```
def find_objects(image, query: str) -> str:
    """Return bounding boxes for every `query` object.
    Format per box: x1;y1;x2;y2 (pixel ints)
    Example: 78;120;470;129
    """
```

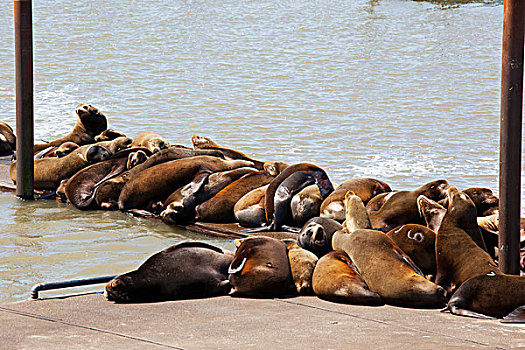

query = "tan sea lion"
435;187;498;294
131;131;169;154
96;136;133;154
283;239;318;295
33;104;108;153
126;150;149;170
94;129;127;142
417;195;447;232
118;155;254;211
312;250;383;305
228;236;294;297
297;217;343;258
10;144;111;190
234;185;268;228
0;121;16;154
342;192;372;233
320;178;391;221
105;242;234;303
444;273;525;321
291;184;323;227
369;179;450;232
386;224;436;278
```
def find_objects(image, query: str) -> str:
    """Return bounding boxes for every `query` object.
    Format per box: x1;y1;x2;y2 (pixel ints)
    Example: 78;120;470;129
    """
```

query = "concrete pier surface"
0;293;524;350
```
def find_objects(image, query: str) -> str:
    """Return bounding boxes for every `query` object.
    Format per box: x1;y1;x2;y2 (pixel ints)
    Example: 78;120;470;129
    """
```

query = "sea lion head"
419;179;450;201
228;236;293;297
344;192;371;233
313;171;334;198
192;134;219;149
105;274;148;303
417;195;447;232
85;145;111;164
445;186;478;230
55;142;79;158
263;162;289;176
75;103;108;135
94;129;127;142
298;220;329;257
462;187;499;216
127;150;148;169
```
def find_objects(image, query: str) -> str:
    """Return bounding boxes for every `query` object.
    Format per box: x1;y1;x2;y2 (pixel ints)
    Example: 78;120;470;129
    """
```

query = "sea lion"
244;163;334;232
435;187;498;294
312;250;383;305
55;142;79;158
126;150;149;169
195;163;287;223
291;184;323;227
234;185;268;228
283;239;319;295
118;156;254;211
95;148;225;210
105;241;234;303
160;167;258;224
368;179;450;232
342;192;372;233
96;136;133;154
386;224;437;278
228;236;294;297
444;273;525;321
417;195;447;232
332;228;446;307
131;131;169;154
0;121;16;154
365;192;396;213
297;217;343;258
462;187;499;217
320;178;391;221
33;104;108;153
10;144;111;190
94;129;127;142
191;134;265;170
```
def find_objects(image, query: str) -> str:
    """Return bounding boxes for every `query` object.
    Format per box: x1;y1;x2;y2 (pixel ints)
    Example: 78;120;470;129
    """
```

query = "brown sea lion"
118;155;254;211
297;217;343;258
131;131;169;154
368;179;450;232
10;144;111;190
244;163;334;233
386;224;436;278
191;134;266;170
33;104;108;153
160;167;258;224
95;148;225;209
463;187;499;217
228;236;294;297
291;184;323;227
234;185;268;228
283;239;319;295
0;121;16;154
342;192;372;233
96;136;133;154
195;163;287;223
312;250;383;305
365;191;396;213
126;150;149;170
94;129;127;142
435;187;498;294
444;273;525;321
55;141;80;157
105;241;234;303
320;178;391;221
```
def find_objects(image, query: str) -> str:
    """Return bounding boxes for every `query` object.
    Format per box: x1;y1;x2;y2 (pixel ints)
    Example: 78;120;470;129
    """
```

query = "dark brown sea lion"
131;131;169;154
368;179;450;232
228;236;294;297
244;163;334;233
462;187;499;217
417;195;447;232
0;121;16;154
332;228;446;308
195;163;288;223
283;239;319;295
291;184;323;227
65;156;129;210
312;250;383;305
386;224;436;278
95;148;225;209
118;156;254;211
444;273;525;321
105;241;234;303
234;185;268;228
320;178;391;221
160;167;258;224
435;187;498;294
33;104;108;153
10;144;111;190
191;134;266;170
94;129;127;142
297;217;343;258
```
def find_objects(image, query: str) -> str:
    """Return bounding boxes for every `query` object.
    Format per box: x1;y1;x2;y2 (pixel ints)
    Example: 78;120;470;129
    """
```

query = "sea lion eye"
266;262;273;268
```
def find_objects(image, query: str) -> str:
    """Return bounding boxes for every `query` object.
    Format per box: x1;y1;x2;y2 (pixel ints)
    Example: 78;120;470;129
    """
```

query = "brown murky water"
0;0;517;302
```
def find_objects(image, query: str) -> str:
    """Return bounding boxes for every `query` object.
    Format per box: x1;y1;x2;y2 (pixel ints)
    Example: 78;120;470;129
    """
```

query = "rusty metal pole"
14;0;34;199
499;0;523;275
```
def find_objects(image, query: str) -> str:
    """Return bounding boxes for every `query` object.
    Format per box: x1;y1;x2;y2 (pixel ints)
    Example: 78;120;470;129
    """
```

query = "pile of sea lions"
3;104;525;321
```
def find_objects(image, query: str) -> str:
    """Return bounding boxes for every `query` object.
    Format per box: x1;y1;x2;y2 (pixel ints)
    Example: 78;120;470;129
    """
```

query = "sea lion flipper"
501;305;525;323
447;305;495;319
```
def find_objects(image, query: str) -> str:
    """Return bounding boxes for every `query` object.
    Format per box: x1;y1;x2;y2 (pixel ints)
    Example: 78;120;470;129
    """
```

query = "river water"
0;0;518;302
